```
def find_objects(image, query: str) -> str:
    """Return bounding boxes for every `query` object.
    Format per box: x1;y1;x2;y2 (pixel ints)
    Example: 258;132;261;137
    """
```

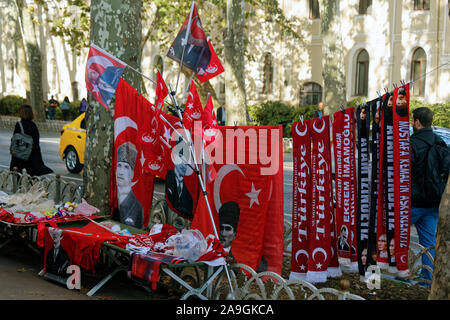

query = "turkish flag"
183;80;203;131
199;125;284;274
110;79;156;229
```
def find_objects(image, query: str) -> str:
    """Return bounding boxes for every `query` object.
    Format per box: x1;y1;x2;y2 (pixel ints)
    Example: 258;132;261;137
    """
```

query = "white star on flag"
300;264;306;271
245;183;261;208
163;126;171;142
212;119;217;126
316;262;322;269
140;151;146;172
187;103;193;109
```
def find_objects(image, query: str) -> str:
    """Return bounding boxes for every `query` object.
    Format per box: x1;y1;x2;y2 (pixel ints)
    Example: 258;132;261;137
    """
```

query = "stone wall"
0;116;69;133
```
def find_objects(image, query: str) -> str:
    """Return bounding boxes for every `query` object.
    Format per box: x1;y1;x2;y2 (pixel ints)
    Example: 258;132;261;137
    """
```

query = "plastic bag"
75;198;100;216
172;229;208;262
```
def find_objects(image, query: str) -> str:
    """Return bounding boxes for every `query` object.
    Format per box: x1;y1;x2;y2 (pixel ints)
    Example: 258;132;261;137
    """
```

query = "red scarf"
290;119;312;280
306;116;332;283
348;108;358;270
392;84;411;276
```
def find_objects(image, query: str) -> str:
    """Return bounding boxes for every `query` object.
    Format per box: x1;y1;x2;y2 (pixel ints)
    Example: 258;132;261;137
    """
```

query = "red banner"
392;84;411;275
290;119;312;280
110;79;156;229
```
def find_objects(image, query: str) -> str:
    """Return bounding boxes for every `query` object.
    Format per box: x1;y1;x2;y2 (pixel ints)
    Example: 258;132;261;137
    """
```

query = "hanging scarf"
376;93;389;269
392;84;411;276
332;109;352;266
290;119;312;281
367;97;382;267
348;107;358;271
356;103;370;279
306;116;332;283
383;92;397;272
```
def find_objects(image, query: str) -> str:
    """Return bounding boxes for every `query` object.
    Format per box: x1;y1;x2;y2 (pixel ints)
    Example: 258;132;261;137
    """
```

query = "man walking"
410;107;449;284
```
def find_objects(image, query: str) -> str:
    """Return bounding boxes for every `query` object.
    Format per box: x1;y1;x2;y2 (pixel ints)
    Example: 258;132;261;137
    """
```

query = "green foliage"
0;95;26;116
410;99;450;128
248;101;318;137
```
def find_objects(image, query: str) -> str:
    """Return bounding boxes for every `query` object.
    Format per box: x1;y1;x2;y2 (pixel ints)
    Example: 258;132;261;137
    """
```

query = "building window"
309;0;320;19
414;0;430;10
411;47;427;97
299;82;322;106
355;49;369;96
262;52;273;94
359;0;372;14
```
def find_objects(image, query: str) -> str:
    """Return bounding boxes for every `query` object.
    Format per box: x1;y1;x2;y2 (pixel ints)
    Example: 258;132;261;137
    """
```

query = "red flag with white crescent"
183;81;203;131
206;125;284;274
196;40;224;83
110;79;155;229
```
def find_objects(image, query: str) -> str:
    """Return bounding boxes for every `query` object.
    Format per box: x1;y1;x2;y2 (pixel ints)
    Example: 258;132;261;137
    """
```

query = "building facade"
0;0;449;110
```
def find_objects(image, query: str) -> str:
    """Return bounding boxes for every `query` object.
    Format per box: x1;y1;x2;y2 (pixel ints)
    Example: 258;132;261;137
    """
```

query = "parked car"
59;113;86;173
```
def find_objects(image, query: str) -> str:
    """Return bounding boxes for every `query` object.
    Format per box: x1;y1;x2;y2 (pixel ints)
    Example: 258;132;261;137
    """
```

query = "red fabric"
348;108;358;266
290;119;312;280
110;79;156;228
306;116;332;283
207;125;284;274
392;84;411;273
332;110;352;261
191;184;219;239
182;81;203;131
43;222;126;273
196;40;225;83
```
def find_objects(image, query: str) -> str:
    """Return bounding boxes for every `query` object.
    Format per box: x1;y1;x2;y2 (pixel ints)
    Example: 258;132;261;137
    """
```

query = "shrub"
0;95;26;115
410;99;450;128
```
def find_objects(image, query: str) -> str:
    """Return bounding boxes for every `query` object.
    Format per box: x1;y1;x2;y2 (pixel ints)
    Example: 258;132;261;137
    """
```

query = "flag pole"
174;0;195;96
167;82;235;297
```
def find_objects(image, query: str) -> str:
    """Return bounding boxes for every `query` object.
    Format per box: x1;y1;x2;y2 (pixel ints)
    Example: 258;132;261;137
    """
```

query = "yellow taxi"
59;113;86;173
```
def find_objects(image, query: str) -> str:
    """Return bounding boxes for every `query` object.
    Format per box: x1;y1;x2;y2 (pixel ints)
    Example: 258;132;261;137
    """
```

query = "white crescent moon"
295;249;309;265
151;116;159;129
214;164;245;213
400;254;407;264
312;247;328;262
312;118;326;133
86;55;113;71
114;116;138;141
295;122;307;137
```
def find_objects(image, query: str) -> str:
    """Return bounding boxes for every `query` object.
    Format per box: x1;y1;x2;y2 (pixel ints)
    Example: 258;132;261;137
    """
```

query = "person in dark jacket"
10;105;53;176
410;107;446;283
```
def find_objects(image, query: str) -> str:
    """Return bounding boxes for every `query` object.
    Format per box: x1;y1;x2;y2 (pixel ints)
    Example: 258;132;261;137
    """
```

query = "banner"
85;43;126;109
200;125;285;274
290;119;312;280
356;103;370;278
392;84;411;276
110;79;156;229
349;107;358;270
306;116;333;283
367;97;382;267
376;93;389;268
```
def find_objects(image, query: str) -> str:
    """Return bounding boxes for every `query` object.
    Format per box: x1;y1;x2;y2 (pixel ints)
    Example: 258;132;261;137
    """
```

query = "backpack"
422;136;450;207
10;121;33;161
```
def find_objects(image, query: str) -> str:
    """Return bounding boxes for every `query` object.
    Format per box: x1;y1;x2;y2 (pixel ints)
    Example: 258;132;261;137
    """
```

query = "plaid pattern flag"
85;43;126;110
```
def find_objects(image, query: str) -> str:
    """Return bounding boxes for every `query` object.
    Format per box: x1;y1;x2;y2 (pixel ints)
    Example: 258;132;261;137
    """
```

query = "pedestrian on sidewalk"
410;107;450;284
9;105;53;176
61;96;71;121
48;95;59;120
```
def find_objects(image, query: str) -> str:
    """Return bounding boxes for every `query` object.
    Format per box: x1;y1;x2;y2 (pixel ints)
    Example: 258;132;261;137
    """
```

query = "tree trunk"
83;0;142;215
15;0;45;121
319;0;346;114
428;177;450;300
224;0;247;126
